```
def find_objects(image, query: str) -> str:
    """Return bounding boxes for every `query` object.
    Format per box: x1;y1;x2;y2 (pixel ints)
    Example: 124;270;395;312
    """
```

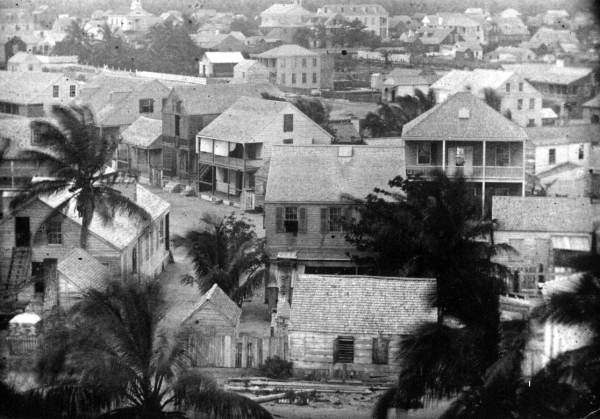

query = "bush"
260;356;293;379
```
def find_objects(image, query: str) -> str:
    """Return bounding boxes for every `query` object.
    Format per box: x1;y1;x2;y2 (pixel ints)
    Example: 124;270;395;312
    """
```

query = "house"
430;69;544;127
418;28;461;54
492;196;594;293
231;60;270;84
0;184;171;308
503;63;596;119
485;46;536;63
160;83;282;183
6;51;42;71
499;8;522;19
287;274;436;378
264;144;405;311
525;27;580;54
542;10;570;26
526;124;600;174
488;17;529;45
582;94;600;123
402;92;527;210
0;71;81;117
378;68;440;101
76;74;171;143
317;4;389;39
195;96;333;207
255;44;335;91
199;51;245;78
535;162;597;198
106;0;159;32
453;41;483;60
422;13;485;43
191;32;246;52
259;1;314;30
118;116;163;185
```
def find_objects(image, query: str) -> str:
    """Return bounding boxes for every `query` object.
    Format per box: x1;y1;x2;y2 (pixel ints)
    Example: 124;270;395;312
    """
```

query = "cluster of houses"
0;0;599;384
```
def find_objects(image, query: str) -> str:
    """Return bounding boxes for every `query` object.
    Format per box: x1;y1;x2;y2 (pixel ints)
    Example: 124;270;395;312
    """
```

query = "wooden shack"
288;275;437;379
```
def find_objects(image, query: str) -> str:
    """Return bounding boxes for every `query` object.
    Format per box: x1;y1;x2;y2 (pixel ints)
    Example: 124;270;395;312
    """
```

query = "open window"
372;336;390;364
334;336;354;363
283;207;298;234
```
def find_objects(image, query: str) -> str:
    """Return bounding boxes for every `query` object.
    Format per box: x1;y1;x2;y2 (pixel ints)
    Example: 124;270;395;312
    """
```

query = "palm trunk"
79;200;95;250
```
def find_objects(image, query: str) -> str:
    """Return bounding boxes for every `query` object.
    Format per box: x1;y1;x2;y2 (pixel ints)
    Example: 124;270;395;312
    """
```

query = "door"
15;217;31;247
447;146;473;177
165;213;170;251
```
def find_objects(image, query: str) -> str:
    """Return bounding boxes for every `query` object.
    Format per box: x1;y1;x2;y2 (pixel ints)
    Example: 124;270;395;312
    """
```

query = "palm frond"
9;179;71;211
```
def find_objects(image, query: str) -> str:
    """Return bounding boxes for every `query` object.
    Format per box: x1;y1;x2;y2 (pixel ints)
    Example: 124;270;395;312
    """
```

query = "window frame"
417;142;432;165
494;143;510;167
46;218;62;245
548;148;556;165
372;336;390;365
578;144;584;160
283;114;294;132
505;83;510;93
69;84;76;97
517;99;523;110
334;336;355;364
139;98;154;114
328;207;343;232
529;98;535;110
283;206;298;233
52;85;59;98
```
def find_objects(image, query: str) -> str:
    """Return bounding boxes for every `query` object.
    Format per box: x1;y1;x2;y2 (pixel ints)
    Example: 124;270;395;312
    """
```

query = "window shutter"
298;207;307;233
320;207;328;233
275;207;284;233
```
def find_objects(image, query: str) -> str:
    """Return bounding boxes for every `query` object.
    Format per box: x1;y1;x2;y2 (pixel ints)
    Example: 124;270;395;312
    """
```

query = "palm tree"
9;104;149;249
34;280;272;419
393;88;437;122
173;213;267;305
483;88;502;112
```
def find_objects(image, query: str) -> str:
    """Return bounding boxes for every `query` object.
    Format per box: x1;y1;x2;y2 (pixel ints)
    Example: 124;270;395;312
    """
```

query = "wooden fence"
186;333;288;369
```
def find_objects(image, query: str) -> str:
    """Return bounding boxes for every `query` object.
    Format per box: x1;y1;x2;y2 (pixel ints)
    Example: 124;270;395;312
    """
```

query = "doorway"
15;217;31;247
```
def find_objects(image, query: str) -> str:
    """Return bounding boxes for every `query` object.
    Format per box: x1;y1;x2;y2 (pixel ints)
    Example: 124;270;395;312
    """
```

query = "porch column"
242;144;247;204
442;140;446;173
211;139;215;196
227;141;231;200
482;141;487;214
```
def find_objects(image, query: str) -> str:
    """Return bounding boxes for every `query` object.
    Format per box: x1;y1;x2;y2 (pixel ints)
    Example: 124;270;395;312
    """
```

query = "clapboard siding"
184;303;238;335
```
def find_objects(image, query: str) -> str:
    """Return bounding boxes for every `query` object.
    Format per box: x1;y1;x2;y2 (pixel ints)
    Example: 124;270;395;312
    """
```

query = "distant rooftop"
257;44;318;58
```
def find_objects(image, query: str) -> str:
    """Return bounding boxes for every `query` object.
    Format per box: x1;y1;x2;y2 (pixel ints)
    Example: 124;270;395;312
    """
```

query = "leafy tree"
53;20;92;63
343;173;513;416
33;280;273;419
393;88;436;121
229;17;259;36
293;97;331;126
362;112;387;137
291;27;313;49
173;213;267;305
9;105;149;249
331;18;382;48
90;23;137;70
483;88;502;112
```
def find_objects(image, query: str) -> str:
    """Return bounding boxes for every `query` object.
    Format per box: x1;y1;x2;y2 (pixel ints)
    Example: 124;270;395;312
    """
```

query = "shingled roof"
257;44;317;58
183;284;242;326
265;144;405;203
402;91;527;140
57;248;110;292
289;275;437;335
525;124;600;146
121;116;162;148
0;70;73;104
492;196;593;233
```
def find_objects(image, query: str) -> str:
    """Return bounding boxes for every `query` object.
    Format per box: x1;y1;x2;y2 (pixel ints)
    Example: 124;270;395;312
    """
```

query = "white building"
199;51;245;78
107;0;159;32
317;4;389;38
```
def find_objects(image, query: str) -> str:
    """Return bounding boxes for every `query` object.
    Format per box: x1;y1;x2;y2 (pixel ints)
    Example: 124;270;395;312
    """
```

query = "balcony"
198;152;262;171
406;165;523;180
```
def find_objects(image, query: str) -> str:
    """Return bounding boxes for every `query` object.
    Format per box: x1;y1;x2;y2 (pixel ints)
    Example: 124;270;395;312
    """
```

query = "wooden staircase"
6;247;32;294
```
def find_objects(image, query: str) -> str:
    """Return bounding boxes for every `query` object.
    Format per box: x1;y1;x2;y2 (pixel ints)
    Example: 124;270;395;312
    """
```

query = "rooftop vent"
458;108;470;119
338;146;353;157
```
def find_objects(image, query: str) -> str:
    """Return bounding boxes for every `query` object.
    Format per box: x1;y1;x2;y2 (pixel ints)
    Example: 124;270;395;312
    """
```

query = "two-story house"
488;17;530;45
119;116;163;185
263;144;405;310
195;96;333;208
160;83;282;184
316;4;389;38
402;91;527;211
503;63;595;119
0;184;170;309
0;70;81;117
255;44;335;91
259;1;314;30
422;13;485;43
431;69;544;127
199;52;245;79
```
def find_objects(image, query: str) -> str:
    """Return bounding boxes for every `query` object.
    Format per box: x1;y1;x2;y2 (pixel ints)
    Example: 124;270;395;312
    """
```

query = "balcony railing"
198;152;262;171
406;165;523;179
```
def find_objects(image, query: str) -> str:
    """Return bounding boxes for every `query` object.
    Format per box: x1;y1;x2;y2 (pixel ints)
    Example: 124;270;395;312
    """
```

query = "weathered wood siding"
288;331;402;376
184;301;238;336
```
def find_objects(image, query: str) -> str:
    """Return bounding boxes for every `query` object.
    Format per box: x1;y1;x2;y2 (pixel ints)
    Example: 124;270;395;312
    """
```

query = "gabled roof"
491;17;529;35
39;184;169;250
583;94;600;108
121;116;162;148
526;124;600;146
536;161;583;178
0;70;71;104
431;69;514;93
402;91;527;140
184;284;242;326
265;145;404;203
234;59;266;72
170;83;282;115
493;196;593;233
261;3;314;16
502;64;593;85
529;27;579;46
198;96;296;142
57;248;110;292
7;51;41;64
203;51;245;64
289;275;437;335
420;28;454;45
0;116;57;159
257;44;317;58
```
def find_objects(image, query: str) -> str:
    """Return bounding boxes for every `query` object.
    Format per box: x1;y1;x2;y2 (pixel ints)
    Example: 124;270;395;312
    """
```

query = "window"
291;73;296;84
495;144;510;166
132;247;137;273
312;72;317;84
302;72;307;84
31;128;42;145
323;207;343;232
518;82;523;92
283;138;293;144
162;98;167;110
508;238;524;262
302;58;307;67
284;207;298;233
455;147;465;166
281;73;286;84
527;119;535;127
139;98;154;113
69;85;76;97
312;58;317;67
52;85;59;97
517;99;523;110
529;98;535;110
334;336;354;363
174;115;180;136
372;337;390;364
417;142;432;165
159;219;164;242
578;144;584;160
47;219;62;244
548;148;556;165
505;83;510;92
283;114;293;132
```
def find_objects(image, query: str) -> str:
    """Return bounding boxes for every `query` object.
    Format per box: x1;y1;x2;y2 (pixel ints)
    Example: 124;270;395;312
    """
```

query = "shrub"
260;356;293;379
